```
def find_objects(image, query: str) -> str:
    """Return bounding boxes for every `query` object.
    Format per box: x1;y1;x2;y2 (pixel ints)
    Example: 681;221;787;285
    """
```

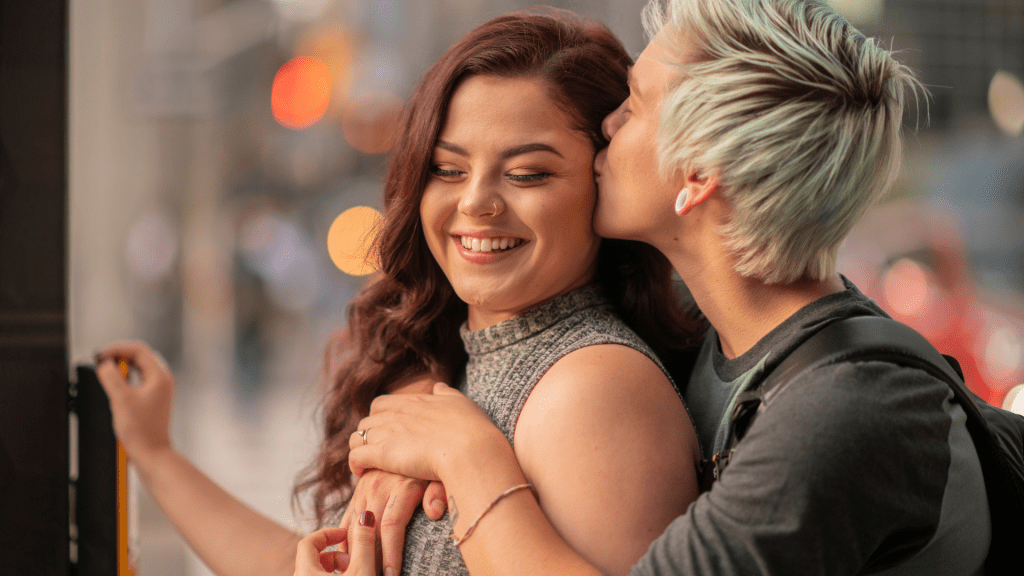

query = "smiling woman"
420;75;600;329
294;8;705;576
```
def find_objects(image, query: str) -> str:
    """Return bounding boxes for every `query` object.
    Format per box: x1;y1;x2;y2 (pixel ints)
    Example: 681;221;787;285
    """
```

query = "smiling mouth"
458;236;524;253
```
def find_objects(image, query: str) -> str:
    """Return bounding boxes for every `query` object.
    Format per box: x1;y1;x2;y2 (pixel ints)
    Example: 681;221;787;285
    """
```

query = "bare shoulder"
518;343;686;433
514;344;696;456
511;343;700;575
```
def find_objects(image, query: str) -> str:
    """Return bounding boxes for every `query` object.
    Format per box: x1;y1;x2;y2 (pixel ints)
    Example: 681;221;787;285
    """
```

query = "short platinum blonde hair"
644;0;925;283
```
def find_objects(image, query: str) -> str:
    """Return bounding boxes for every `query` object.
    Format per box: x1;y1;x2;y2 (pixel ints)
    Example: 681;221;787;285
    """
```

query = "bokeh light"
124;210;179;282
1004;384;1024;416
341;91;403;154
882;258;932;318
988;70;1024;137
271;57;331;130
327;206;383;276
980;322;1024;386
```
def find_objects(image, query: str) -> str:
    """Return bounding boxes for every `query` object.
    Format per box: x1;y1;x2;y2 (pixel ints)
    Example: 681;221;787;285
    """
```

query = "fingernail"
431;499;445;515
359;510;375;528
385;568;395;576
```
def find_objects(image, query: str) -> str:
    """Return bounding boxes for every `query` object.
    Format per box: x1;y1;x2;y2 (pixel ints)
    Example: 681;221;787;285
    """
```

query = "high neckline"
460;284;607;355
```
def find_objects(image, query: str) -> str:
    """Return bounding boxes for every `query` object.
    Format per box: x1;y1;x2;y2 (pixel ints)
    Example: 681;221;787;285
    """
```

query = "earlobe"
682;171;719;214
674;188;690;216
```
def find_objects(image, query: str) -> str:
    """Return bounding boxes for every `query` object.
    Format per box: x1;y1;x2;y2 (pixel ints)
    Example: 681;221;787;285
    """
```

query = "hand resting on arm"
351;344;701;576
334;377;448;576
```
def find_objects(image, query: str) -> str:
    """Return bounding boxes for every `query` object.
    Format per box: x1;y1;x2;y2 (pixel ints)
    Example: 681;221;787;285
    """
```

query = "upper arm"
512;344;700;576
635;362;958;576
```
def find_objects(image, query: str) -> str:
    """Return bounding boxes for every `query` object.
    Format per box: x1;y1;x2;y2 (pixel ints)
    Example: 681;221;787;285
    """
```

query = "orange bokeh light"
883;258;931;318
271;57;332;129
327;206;383;276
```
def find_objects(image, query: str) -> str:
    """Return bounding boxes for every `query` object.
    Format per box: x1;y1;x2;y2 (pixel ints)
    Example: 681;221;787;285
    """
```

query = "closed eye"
429;165;464;179
507;172;553;183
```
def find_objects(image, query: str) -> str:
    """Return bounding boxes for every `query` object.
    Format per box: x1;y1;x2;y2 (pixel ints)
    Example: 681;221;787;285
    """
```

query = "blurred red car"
839;200;1024;411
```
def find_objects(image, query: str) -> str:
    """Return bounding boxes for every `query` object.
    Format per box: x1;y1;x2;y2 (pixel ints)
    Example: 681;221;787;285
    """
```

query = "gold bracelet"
449;483;534;547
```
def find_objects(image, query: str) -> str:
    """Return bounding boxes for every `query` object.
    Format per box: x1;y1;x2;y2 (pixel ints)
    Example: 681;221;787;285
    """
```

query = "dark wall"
0;0;70;574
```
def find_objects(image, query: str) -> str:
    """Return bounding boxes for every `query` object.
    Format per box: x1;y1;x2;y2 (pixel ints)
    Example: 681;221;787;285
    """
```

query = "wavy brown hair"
295;8;705;525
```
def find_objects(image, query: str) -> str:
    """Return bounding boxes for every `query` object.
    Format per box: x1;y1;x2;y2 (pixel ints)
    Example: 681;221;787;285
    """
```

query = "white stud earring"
675;188;690;215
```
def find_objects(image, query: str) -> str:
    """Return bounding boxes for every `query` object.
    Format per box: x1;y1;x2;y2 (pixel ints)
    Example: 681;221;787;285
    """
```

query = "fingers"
95;341;169;381
335;508;352;555
318;550;350;573
349;418;386;477
422;481;448;521
347;511;377;576
379;479;427;576
94;357;130;401
348;443;375;478
295;527;347;575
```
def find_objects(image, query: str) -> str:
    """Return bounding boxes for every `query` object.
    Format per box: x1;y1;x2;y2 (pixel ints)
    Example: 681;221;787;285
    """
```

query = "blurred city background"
66;0;1024;574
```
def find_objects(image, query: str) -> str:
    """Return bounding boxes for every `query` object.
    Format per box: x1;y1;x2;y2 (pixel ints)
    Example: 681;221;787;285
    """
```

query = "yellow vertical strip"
118;443;134;576
117;358;136;576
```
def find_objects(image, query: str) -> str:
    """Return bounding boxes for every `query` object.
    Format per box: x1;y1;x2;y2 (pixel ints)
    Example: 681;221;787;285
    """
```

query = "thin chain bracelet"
449;483;534;547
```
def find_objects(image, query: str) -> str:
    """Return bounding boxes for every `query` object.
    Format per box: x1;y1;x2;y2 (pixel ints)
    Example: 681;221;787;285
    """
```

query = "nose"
602;101;625;141
459;177;504;218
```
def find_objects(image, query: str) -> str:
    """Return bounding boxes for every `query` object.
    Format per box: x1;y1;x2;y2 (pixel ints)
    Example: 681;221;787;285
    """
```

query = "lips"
593;148;607;178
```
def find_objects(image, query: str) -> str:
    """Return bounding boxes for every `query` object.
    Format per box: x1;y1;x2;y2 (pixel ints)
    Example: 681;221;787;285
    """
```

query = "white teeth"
460;236;520;252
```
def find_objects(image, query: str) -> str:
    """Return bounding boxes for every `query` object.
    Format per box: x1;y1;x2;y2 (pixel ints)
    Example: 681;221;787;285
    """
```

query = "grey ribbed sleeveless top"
400;284;673;575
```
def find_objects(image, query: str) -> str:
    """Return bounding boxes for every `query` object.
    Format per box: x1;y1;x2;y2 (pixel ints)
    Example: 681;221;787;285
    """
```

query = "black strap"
761;316;972;411
700;315;1024;575
702;315;984;488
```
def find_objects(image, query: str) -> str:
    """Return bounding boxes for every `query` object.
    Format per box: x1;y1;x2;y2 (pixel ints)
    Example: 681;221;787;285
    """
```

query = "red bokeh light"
271;57;331;129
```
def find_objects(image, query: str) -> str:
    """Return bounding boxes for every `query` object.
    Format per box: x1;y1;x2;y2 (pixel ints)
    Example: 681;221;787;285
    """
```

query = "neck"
650;193;846;359
663;240;845;360
464;275;594;331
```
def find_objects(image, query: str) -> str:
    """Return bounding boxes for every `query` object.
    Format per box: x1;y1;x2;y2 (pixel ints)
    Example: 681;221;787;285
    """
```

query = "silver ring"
358;429;368;445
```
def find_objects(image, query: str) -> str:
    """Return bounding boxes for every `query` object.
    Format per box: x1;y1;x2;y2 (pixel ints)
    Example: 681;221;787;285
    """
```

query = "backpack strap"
699;315;1024;575
702;315;979;489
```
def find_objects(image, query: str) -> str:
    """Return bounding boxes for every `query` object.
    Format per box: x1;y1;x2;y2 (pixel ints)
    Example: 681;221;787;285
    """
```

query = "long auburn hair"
295;8;705;525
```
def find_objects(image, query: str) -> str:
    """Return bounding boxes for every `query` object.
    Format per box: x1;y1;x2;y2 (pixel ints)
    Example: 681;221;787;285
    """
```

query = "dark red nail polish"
359;511;375;528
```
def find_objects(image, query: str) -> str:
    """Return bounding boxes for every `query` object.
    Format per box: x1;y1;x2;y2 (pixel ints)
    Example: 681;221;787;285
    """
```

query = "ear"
675;170;719;216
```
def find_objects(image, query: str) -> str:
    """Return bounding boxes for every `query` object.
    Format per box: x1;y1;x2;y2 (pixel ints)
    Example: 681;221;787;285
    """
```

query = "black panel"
0;0;70;574
0;349;69;575
72;365;117;576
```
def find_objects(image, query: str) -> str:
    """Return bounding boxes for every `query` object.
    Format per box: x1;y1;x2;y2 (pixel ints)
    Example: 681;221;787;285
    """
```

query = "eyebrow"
435;140;563;159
